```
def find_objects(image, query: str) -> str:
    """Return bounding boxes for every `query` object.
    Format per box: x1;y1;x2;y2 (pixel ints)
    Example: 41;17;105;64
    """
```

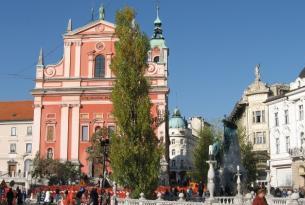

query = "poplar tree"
109;7;161;198
193;126;214;182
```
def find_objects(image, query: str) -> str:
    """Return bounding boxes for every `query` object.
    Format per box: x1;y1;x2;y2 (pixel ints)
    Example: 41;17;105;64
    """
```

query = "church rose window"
94;55;105;78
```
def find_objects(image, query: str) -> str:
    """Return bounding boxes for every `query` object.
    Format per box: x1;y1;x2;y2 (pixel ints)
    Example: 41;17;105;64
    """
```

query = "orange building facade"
31;9;169;177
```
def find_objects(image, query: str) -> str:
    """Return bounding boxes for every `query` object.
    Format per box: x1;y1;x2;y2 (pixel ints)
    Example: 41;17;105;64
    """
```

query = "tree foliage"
236;123;257;185
193;126;214;182
87;128;108;163
32;153;81;185
109;7;162;198
86;127;111;177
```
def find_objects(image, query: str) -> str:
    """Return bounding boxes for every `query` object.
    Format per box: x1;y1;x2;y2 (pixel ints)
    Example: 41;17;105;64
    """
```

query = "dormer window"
94;55;105;78
153;56;160;63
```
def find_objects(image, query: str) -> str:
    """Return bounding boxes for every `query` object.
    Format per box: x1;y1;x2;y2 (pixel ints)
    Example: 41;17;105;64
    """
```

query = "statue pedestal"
206;159;217;204
234;196;243;205
160;157;169;185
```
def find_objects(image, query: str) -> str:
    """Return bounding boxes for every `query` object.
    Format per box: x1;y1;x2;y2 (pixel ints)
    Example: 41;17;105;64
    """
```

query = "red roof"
0;101;33;122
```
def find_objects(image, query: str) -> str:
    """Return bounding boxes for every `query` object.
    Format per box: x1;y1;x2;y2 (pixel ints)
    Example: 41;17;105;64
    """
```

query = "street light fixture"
98;125;110;189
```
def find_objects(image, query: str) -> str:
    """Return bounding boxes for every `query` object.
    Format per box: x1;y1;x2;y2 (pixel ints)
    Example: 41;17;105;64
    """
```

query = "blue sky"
0;1;305;122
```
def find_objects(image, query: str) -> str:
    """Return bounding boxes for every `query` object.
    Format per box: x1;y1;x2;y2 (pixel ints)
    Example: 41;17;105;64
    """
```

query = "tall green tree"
193;126;214;182
109;7;161;198
236;123;257;186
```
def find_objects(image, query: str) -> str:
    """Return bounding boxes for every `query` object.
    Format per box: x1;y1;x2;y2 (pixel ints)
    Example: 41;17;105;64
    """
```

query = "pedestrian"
21;188;27;203
275;188;282;197
81;189;88;205
252;188;268;205
299;188;305;198
54;189;61;204
16;187;23;205
6;188;14;205
61;190;71;205
100;190;106;205
37;189;42;204
198;181;203;197
44;190;51;205
40;190;46;204
89;188;98;205
106;192;111;205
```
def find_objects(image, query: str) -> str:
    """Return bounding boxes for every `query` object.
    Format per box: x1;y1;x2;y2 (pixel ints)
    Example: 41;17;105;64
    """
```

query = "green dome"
169;108;186;129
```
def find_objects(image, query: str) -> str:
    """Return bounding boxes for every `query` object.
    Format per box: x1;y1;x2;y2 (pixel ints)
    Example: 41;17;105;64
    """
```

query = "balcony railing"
288;147;305;158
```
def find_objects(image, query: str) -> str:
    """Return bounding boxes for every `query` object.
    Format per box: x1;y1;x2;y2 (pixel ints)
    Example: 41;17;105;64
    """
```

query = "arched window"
47;148;53;159
153;56;160;63
94;55;105;78
24;159;32;176
95;126;101;132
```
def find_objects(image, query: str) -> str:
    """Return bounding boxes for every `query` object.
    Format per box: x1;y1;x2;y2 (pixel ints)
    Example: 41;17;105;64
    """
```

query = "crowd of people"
1;182;305;205
3;187;27;205
0;186;112;205
36;188;111;205
269;187;305;198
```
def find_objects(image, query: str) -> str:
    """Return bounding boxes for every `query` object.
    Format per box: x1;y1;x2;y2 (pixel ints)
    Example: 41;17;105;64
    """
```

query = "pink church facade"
31;10;169;176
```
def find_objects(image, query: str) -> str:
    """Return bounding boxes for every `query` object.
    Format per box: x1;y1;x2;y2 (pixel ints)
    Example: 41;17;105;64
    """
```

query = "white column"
74;41;82;78
60;104;69;160
71;104;80;161
64;42;72;78
32;104;42;155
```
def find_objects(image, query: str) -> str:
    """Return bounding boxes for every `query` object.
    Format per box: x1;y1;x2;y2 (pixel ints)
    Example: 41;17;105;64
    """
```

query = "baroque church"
31;6;169;182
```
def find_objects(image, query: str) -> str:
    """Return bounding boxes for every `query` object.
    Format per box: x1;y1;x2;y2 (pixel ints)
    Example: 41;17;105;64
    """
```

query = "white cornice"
0;121;33;125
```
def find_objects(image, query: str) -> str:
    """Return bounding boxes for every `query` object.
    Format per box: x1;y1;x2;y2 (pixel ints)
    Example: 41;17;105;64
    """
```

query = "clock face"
147;63;157;75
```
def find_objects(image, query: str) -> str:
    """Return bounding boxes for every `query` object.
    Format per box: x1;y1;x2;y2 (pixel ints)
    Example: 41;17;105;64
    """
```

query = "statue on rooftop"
99;4;105;20
255;64;261;82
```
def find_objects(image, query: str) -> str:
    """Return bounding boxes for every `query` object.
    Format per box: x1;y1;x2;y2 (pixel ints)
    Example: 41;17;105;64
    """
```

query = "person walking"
61;190;72;205
252;188;268;205
198;181;203;197
89;188;98;205
16;187;23;205
6;188;14;205
100;190;109;205
44;190;51;205
54;189;61;204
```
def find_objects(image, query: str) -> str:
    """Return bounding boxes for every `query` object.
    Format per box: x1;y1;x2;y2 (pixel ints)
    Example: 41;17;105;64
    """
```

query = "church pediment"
65;20;116;37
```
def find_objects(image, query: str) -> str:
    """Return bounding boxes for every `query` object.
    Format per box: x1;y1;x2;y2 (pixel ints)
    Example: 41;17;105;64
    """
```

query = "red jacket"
252;196;268;205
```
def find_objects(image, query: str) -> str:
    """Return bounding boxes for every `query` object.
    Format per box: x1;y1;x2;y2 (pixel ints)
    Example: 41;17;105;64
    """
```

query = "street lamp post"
266;160;271;196
206;145;216;204
100;136;109;189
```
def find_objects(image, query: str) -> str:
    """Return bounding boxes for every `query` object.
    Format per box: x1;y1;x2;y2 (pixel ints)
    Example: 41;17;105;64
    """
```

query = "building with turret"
31;6;169;182
168;108;208;184
229;65;289;180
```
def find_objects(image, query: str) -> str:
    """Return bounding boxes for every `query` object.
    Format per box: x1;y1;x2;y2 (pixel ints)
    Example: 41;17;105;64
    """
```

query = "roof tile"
0;101;33;122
